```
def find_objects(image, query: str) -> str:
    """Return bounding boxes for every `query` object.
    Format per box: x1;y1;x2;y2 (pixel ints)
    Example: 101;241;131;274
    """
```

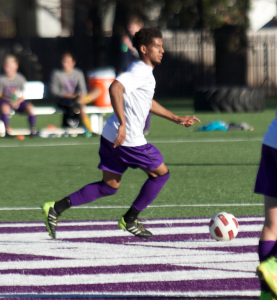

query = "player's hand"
64;93;77;99
114;124;126;148
11;101;20;110
77;95;86;105
176;116;201;127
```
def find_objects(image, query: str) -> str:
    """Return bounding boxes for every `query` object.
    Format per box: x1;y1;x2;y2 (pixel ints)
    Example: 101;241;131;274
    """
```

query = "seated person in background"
119;16;143;73
0;55;36;136
119;16;151;136
50;52;100;137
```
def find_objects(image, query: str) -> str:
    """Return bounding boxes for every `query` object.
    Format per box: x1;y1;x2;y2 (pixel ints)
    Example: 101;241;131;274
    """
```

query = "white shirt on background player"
102;60;155;147
263;116;277;149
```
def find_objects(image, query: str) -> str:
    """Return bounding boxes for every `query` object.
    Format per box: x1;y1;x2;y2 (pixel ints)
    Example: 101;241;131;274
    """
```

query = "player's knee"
265;220;277;232
102;180;119;195
26;103;35;115
1;104;10;114
149;170;170;182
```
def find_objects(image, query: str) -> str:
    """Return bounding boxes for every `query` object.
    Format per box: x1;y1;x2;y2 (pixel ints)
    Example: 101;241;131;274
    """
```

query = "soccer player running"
0;55;36;136
256;114;277;300
43;28;200;239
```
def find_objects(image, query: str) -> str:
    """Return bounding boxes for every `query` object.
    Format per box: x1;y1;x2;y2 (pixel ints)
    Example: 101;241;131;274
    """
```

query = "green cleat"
84;131;93;138
118;216;152;239
259;290;277;300
42;201;59;239
257;256;277;298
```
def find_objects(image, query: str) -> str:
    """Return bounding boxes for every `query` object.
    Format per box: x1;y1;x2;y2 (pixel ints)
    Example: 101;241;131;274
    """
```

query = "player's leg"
79;100;93;137
119;161;170;239
20;102;36;135
0;102;12;133
57;97;80;128
257;196;277;299
43;170;121;239
255;144;277;299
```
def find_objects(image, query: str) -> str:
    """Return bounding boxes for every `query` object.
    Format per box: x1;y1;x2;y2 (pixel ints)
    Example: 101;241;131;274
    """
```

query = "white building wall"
35;0;62;37
249;0;277;32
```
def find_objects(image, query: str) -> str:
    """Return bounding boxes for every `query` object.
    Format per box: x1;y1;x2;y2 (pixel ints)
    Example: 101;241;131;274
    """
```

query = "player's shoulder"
0;74;6;81
73;68;84;76
127;61;153;78
16;72;26;82
130;60;152;70
50;69;63;78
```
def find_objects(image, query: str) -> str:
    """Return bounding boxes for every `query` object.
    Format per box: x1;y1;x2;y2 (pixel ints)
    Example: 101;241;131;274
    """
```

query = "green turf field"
1;99;275;222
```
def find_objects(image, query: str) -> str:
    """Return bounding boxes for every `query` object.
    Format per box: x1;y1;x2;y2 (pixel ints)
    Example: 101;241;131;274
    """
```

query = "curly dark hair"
132;28;162;55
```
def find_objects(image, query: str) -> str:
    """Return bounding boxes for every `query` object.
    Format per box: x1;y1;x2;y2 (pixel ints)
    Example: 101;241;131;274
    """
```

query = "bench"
24;81;114;135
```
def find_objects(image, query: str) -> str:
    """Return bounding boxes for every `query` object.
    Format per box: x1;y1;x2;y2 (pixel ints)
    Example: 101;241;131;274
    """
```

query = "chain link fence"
156;29;277;98
155;30;215;97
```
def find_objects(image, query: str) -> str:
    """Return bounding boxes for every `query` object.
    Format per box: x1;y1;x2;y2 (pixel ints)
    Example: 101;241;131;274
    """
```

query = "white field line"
0;269;255;286
0;137;263;148
0;254;258;271
0;216;264;227
0;203;263;211
0;291;260;297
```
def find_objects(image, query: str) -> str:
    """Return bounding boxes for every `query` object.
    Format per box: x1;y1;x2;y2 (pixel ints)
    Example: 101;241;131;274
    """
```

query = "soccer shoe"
259;290;277;300
257;256;277;297
118;217;152;239
42;201;59;239
84;131;93;138
30;127;37;138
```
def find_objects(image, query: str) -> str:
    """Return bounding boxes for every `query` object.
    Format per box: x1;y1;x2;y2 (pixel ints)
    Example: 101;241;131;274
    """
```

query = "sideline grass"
0;99;274;222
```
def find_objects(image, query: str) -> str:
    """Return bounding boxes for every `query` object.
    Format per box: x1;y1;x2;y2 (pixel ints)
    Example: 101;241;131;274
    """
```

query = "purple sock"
269;242;277;258
1;113;9;127
132;172;170;211
259;241;276;262
28;115;36;128
258;240;276;291
69;181;117;206
144;113;151;132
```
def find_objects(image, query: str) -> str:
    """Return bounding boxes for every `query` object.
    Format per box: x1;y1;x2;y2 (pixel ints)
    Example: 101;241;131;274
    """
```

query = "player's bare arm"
109;80;126;147
63;93;77;99
150;99;201;127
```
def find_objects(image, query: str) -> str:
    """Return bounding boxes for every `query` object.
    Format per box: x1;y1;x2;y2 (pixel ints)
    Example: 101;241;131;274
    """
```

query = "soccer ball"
0;120;5;137
209;212;239;241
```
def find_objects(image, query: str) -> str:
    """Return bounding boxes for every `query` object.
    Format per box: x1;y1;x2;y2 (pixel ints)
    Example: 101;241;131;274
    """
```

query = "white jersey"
263;116;277;149
102;60;155;147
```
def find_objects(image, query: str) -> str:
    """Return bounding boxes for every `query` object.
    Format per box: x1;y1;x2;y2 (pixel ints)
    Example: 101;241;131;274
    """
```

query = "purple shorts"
255;144;277;198
0;99;29;113
98;136;164;175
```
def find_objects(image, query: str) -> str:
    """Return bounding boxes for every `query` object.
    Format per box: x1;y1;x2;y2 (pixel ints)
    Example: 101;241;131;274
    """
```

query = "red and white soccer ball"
209;212;239;241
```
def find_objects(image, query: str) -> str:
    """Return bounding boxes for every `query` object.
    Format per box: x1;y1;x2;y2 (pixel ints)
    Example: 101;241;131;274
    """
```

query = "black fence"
0;29;276;97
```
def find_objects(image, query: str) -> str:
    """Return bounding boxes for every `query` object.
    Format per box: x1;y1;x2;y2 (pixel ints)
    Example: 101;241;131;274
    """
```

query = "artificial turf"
0;99;275;222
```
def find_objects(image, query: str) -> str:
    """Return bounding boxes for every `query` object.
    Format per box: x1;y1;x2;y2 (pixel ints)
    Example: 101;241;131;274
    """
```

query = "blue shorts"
255;144;277;198
98;136;164;175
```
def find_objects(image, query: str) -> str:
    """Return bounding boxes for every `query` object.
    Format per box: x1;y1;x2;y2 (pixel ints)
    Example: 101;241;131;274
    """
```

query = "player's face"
4;60;18;77
62;55;76;73
145;38;164;66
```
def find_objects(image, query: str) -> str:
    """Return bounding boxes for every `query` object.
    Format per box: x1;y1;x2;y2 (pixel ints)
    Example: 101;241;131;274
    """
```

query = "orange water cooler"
87;67;115;107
